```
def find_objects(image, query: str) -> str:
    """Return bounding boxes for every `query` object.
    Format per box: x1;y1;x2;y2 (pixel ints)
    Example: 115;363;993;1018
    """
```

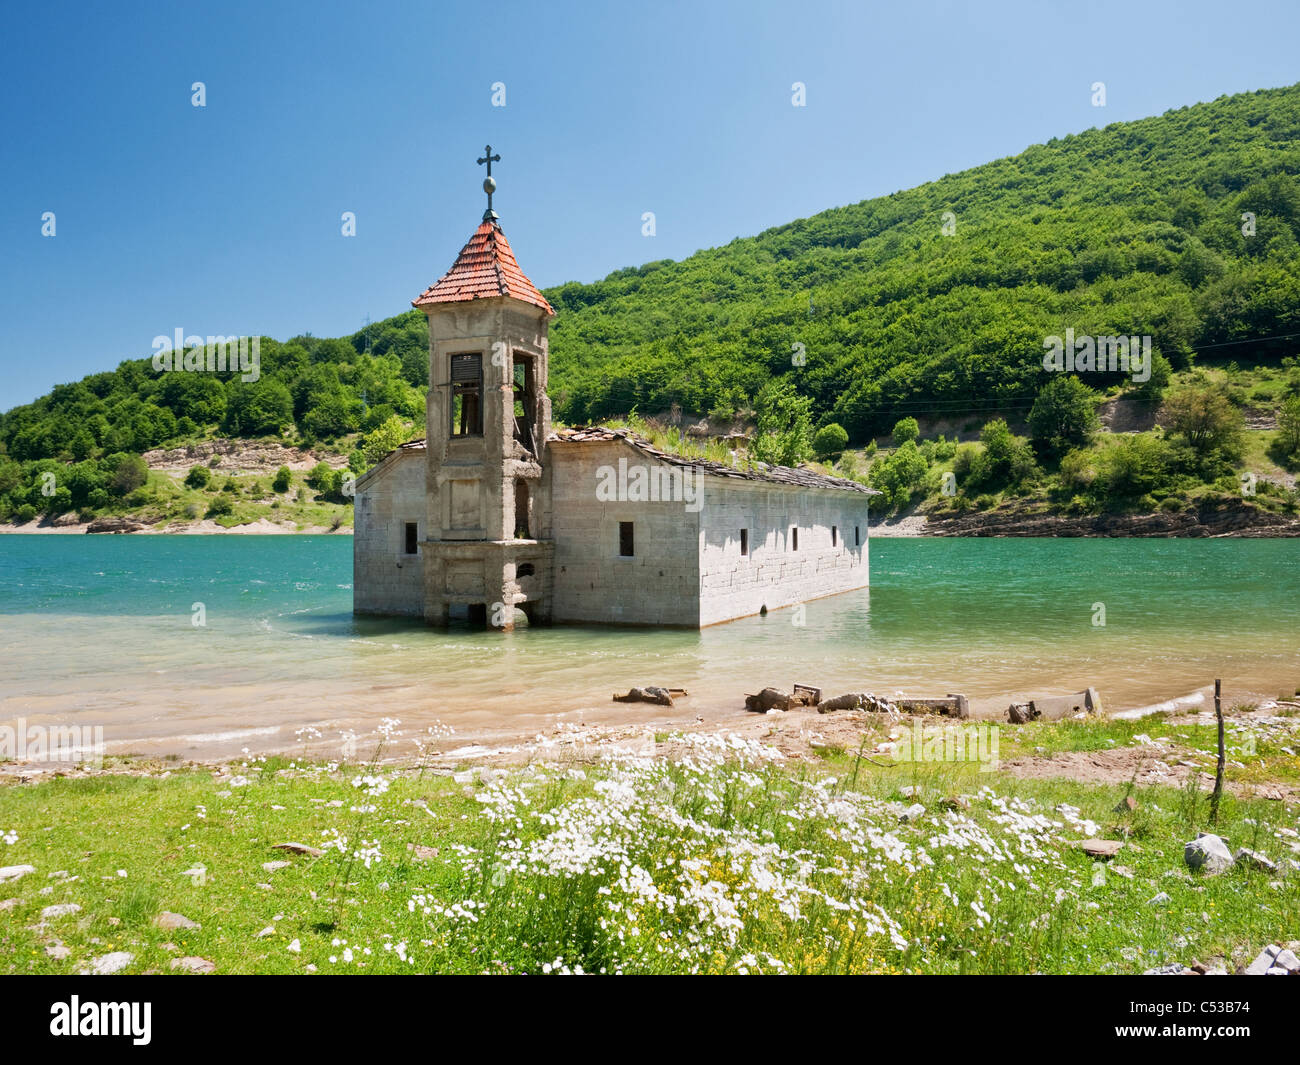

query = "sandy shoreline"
6;677;1280;774
5;681;1296;811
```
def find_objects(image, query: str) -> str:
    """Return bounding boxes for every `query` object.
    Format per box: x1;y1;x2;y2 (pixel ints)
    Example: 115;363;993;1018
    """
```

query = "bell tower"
412;147;555;629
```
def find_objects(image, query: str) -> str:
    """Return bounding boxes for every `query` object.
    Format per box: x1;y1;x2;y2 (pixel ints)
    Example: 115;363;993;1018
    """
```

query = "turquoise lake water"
1;535;1297;758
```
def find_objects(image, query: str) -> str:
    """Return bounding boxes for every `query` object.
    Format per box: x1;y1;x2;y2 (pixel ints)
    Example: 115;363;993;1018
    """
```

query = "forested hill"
4;81;1300;474
546;82;1300;436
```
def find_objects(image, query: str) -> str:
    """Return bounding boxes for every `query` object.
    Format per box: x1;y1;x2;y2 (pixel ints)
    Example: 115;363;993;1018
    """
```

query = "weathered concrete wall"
419;296;554;625
353;449;427;616
549;440;701;626
697;480;871;627
423;298;551;545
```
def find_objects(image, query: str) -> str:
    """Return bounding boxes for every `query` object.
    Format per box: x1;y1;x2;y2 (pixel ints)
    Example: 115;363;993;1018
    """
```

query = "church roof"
360;429;879;496
553;426;880;494
412;220;553;314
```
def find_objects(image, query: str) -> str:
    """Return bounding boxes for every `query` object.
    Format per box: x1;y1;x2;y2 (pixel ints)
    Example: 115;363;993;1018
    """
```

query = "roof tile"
412;220;553;314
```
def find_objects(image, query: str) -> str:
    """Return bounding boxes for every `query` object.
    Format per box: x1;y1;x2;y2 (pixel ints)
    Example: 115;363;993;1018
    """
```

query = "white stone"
0;864;35;883
89;951;134;975
1184;834;1234;875
40;903;81;919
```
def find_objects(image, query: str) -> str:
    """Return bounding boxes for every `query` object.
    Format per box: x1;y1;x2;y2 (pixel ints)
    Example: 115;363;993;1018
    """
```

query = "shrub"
964;420;1038;491
812;423;849;460
1028;377;1099;458
1096;435;1173;498
752;380;814;466
205;496;233;518
1057;448;1097;492
1132;352;1173;408
306;462;335;491
869;440;929;509
106;453;149;498
184;465;211;489
272;466;292;493
359;415;411;468
891;417;919;446
1274;395;1300;462
919;435;956;463
1161;384;1244;459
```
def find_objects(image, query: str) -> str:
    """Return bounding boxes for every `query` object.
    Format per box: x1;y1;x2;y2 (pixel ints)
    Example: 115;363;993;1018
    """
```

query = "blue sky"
1;0;1297;409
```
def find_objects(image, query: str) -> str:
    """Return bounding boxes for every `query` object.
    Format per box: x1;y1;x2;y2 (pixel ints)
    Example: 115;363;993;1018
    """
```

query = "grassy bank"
1;716;1297;975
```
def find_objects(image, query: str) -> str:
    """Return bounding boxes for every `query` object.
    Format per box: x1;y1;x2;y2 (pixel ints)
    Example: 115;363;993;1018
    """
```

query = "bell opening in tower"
450;352;482;436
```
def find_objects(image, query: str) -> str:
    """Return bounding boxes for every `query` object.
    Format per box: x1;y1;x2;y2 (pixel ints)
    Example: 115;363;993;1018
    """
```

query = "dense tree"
813;423;849;460
751;379;813;467
1161;383;1245;457
891;417;920;446
222;380;294;437
1028;377;1100;458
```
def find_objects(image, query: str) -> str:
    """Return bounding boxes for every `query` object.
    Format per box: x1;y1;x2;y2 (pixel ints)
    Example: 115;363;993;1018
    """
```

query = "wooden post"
1210;679;1225;826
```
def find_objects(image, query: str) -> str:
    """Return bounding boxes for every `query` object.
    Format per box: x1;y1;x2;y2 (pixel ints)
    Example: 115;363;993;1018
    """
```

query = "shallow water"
1;535;1297;759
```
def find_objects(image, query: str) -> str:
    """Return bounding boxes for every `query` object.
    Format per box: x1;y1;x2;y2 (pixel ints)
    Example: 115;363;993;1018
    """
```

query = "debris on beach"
612;686;685;706
1008;687;1103;723
818;692;969;717
816;692;896;714
744;687;820;712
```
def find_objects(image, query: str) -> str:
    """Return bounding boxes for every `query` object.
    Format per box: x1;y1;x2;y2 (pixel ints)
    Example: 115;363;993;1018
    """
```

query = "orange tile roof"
412;219;553;315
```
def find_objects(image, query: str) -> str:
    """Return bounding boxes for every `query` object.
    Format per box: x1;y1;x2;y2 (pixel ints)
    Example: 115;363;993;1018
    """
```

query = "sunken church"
353;148;876;629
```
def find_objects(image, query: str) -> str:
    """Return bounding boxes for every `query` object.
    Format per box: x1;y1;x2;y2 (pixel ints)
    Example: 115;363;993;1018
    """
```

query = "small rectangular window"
619;521;634;557
791;527;799;551
404;522;418;555
450;353;482;436
854;525;860;547
740;528;749;556
831;525;838;547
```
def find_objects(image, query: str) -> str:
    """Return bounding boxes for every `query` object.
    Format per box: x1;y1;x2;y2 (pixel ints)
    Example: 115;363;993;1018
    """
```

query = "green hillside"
546;83;1300;434
3;82;1300;527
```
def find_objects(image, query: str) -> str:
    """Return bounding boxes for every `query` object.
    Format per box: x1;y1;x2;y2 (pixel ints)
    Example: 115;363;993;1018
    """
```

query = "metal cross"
477;144;500;177
477;144;501;218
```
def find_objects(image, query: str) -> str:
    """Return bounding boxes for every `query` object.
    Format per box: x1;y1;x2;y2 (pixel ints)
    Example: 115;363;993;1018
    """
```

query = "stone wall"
697;480;872;627
549;440;702;626
353;448;427;617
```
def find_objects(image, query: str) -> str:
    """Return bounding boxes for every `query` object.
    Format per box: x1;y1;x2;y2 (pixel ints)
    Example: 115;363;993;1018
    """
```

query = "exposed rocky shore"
876;500;1300;538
